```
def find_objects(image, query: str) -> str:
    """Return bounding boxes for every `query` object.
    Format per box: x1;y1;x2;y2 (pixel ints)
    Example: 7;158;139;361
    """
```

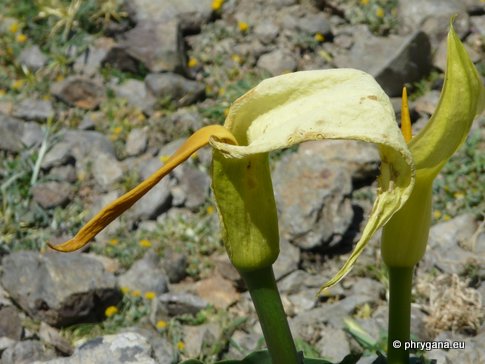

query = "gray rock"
21;122;44;148
1;251;121;327
299;140;380;183
278;270;324;295
421;214;484;275
296;13;331;35
47;165;77;183
154;109;204;143
31;181;73;209
427;330;485;364
51;76;105;110
125;127;148;157
471;15;485;37
287;290;317;315
73;37;115;76
12;98;54;122
160;249;187;283
92;153;124;189
18;45;47;71
334;29;432;97
126;0;213;30
33;332;156;364
121;21;184;74
0;114;26;152
273;239;300;280
0;306;22;340
414;90;441;115
225;330;260;360
124;328;175;364
102;46;141;74
42;130;115;171
145;72;205;107
317;327;351;363
128;157;172;220
0;337;16;354
182;323;221;358
158;292;207;316
1;340;56;364
38;322;73;355
273;147;353;250
398;0;467;47
254;22;280;44
113;79;156;113
176;164;210;209
118;252;169;296
257;49;297;76
0;284;11;307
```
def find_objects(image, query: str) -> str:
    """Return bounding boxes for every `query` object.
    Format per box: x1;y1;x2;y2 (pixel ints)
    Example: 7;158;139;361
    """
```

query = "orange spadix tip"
401;86;412;143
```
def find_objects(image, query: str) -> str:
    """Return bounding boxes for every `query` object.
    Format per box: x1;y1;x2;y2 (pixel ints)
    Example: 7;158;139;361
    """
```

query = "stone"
33;332;157;364
31;181;73;209
102;46;141;74
0;284;11;307
118;252;169;296
124;328;175;364
145;72;205;107
47;165;77;183
0;114;26;152
18;45;47;71
51;76;105;110
42;130;115;171
317;327;351;363
296;13;331;35
182;323;221;358
1;340;56;364
20;122;44;148
273;147;353;250
334;28;432;97
176;164;211;209
225;330;260;360
154;108;204;143
128;157;172;220
12;98;54;122
91;153;124;189
195;274;240;309
213;254;244;289
158;292;207;316
299;140;380;183
73;37;116;76
273;239;300;280
125;0;213;30
0;306;22;340
112;79;156;114
160;249;187;283
421;214;484;275
414;90;441;115
1;251;121;327
254;22;280;44
38;322;73;355
121;21;184;73
125;127;148;156
257;49;297;76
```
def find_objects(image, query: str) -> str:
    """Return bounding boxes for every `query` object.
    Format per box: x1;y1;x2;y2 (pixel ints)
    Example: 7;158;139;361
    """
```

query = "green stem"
239;266;299;364
387;266;414;364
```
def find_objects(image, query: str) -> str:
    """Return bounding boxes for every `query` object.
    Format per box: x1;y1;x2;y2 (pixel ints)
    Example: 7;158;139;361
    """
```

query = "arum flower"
49;69;414;278
380;23;484;364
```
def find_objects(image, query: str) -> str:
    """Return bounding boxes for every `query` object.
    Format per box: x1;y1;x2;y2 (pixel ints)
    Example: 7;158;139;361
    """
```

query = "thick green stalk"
387;266;414;364
239;266;299;364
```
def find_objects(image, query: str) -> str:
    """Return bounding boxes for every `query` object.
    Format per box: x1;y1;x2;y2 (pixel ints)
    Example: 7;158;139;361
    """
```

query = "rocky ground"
0;0;484;363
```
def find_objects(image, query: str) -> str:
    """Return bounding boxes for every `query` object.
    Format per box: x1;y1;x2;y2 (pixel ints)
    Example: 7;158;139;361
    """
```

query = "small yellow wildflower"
443;214;451;221
177;341;185;351
360;0;369;5
156;320;168;329
16;33;27;43
187;57;198;68
433;210;442;220
144;291;156;300
238;21;249;32
55;74;65;82
11;79;24;91
231;54;242;64
206;205;215;215
0;89;6;97
218;87;225;97
314;33;325;42
105;305;118;317
159;155;170;163
8;22;19;33
120;286;130;295
453;192;464;199
108;238;119;246
376;7;385;18
139;239;152;248
113;126;123;135
132;289;141;297
211;0;224;11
